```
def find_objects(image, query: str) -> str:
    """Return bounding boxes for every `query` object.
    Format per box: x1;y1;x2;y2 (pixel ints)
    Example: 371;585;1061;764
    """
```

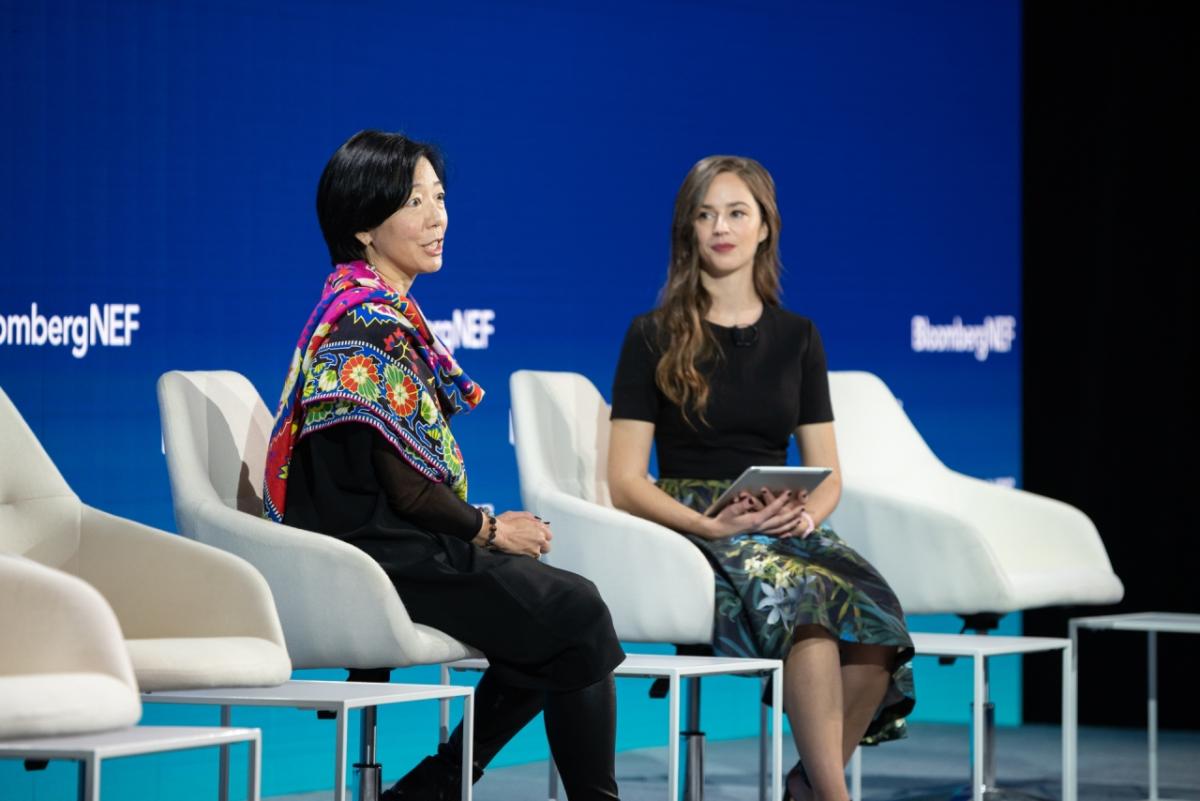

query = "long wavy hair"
652;155;783;423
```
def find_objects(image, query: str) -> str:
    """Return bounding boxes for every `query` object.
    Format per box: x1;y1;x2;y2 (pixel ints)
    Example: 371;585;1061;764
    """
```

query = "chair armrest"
0;555;138;690
180;499;472;669
73;506;288;655
831;481;1015;616
934;475;1125;608
528;489;714;644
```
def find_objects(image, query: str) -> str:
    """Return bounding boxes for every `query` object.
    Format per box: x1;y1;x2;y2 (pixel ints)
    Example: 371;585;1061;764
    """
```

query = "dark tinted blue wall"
1;1;1020;797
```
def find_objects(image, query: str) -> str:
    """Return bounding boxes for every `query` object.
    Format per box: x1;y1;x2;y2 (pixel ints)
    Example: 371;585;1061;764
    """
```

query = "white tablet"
705;466;832;516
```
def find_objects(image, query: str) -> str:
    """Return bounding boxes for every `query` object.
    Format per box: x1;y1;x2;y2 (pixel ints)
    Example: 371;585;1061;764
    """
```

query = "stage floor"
273;722;1200;800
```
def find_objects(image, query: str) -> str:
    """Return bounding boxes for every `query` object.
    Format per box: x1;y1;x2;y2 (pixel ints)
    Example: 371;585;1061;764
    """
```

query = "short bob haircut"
316;130;446;265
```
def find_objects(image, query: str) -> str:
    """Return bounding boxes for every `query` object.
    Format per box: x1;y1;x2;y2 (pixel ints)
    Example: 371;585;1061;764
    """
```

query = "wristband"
481;511;497;548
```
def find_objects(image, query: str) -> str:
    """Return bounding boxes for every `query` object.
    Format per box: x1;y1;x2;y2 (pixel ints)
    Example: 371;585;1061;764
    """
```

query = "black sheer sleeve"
611;316;661;422
370;434;484;542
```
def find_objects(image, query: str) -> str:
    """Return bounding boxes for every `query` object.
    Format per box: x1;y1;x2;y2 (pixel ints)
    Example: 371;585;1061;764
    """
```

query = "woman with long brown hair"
609;156;915;801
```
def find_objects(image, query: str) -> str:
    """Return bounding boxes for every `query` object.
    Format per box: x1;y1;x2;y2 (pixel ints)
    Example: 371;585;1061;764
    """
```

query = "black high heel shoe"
782;759;812;801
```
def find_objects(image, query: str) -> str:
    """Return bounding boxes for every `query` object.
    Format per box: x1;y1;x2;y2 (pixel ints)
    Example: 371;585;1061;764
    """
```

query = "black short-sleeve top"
610;305;834;480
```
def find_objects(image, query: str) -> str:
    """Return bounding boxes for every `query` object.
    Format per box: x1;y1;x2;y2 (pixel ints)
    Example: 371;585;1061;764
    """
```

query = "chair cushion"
0;673;141;739
127;637;291;691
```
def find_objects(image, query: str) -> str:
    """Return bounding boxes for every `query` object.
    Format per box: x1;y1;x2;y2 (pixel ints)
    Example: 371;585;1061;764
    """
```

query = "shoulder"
325;302;409;347
766;305;822;340
621;311;662;352
768;304;816;333
765;307;829;369
627;310;659;335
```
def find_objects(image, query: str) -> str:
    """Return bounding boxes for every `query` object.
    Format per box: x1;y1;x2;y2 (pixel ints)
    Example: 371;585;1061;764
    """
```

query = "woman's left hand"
492;510;553;556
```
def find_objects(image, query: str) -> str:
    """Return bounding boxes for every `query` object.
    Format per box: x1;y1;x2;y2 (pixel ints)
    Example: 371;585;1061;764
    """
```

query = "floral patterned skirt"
660;478;916;744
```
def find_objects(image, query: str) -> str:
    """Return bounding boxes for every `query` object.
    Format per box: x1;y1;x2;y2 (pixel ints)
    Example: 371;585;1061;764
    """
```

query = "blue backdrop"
1;1;1021;797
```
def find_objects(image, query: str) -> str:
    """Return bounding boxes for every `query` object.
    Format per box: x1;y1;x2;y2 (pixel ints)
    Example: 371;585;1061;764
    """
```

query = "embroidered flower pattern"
264;261;482;525
340;355;380;399
419;394;438;424
305;401;333;425
385;366;419;417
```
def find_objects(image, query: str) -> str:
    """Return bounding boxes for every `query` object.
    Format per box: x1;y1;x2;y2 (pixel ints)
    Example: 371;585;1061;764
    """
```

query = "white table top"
911;632;1070;657
142;680;473;709
448;652;781;677
0;726;258;760
1070;611;1200;634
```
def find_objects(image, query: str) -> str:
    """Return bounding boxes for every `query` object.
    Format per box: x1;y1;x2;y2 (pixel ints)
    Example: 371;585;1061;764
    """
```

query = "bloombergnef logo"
910;315;1016;362
428;309;495;354
0;302;141;359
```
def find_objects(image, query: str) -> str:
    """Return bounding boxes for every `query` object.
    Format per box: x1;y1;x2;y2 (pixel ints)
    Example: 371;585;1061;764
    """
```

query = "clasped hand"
490;510;553;557
706;488;814;540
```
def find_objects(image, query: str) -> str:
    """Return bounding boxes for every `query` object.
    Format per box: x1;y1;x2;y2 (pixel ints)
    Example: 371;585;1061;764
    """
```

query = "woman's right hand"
696;489;787;537
490;511;553;557
701;489;801;539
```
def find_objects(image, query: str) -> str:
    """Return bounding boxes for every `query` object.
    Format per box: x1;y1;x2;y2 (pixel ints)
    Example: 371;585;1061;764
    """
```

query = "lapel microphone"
730;324;759;348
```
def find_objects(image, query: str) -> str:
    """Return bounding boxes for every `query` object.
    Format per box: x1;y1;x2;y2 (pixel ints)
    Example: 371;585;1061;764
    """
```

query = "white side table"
443;653;784;801
0;725;261;801
1069;612;1200;801
143;680;474;801
902;632;1076;801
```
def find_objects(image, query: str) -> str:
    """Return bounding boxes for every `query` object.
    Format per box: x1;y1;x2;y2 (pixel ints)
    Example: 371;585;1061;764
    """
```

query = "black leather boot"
379;746;479;801
382;669;543;800
545;675;620;801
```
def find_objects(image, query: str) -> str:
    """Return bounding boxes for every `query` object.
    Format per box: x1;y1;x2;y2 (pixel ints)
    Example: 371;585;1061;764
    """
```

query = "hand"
490;511;552;557
702;489;794;539
755;488;814;537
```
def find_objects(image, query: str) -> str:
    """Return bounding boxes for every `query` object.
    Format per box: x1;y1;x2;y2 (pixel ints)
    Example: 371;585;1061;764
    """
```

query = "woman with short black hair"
266;129;623;801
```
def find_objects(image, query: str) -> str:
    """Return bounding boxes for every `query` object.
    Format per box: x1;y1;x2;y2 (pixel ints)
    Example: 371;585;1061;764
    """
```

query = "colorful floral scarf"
263;261;484;522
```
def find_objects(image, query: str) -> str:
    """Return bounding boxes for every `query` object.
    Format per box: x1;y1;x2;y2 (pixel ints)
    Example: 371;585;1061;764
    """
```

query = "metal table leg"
335;704;348;801
461;693;474;801
850;748;862;801
758;675;768;801
1148;631;1159;801
972;654;986;801
668;673;681;801
220;704;232;801
247;731;262;801
1063;639;1076;801
771;664;783;801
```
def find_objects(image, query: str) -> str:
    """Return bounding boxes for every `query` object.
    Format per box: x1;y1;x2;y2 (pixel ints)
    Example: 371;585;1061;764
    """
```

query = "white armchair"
0;555;141;739
0;387;291;692
510;370;773;801
826;370;1124;617
508;370;713;645
156;370;478;670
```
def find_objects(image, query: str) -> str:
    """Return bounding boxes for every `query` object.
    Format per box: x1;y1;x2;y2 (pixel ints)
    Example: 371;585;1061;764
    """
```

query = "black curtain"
1022;1;1198;726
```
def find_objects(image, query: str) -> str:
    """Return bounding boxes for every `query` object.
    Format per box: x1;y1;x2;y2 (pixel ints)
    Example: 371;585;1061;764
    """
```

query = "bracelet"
481;511;497;548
